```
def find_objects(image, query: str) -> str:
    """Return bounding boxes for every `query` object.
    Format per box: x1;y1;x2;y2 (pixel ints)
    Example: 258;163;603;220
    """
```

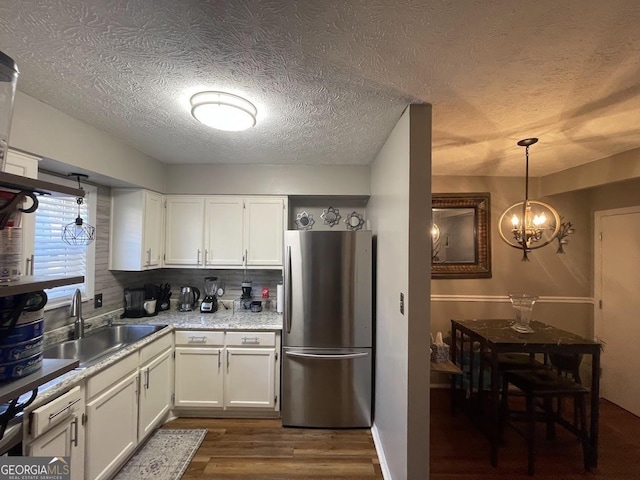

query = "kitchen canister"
0;50;19;172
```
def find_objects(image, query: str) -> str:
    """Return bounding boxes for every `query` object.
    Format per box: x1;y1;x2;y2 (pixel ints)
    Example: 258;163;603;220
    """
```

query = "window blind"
34;195;88;301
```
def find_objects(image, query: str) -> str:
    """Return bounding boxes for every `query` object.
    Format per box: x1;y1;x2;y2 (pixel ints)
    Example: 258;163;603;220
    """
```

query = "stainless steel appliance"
200;277;218;313
178;286;200;312
282;230;372;428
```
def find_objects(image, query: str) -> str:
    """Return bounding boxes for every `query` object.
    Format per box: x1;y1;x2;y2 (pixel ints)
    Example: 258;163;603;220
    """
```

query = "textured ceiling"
1;0;640;176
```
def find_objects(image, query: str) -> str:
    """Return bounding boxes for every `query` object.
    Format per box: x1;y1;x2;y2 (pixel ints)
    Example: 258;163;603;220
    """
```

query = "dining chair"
500;366;590;475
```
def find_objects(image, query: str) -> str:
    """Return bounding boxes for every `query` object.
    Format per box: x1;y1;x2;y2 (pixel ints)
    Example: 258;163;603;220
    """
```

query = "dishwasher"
23;385;85;480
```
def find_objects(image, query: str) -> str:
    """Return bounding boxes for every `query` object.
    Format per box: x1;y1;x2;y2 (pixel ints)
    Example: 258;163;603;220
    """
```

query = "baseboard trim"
171;409;280;419
430;294;593;304
371;424;393;480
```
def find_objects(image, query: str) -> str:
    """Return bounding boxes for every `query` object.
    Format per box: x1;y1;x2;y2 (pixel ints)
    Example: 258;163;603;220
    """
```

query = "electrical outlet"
94;293;103;309
400;292;404;315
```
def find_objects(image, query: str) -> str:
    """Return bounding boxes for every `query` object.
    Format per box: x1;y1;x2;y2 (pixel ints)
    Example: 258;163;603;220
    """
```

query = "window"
33;173;96;308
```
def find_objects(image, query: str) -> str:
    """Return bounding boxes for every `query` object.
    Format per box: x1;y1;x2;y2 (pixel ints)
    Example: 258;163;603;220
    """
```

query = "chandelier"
498;138;560;261
431;223;440;243
62;173;95;246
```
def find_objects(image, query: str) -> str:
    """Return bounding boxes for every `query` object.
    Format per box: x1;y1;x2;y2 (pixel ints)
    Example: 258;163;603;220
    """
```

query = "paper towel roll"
276;283;284;314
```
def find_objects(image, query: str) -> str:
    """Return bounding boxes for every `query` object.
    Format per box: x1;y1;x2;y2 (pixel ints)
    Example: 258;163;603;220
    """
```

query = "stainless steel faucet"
70;289;84;339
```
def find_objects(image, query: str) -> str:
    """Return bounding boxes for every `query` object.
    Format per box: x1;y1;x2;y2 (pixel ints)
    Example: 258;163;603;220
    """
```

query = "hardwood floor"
430;388;640;479
162;391;640;479
162;418;384;479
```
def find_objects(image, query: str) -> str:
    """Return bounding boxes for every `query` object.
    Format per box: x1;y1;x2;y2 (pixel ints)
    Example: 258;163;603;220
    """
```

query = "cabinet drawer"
175;330;224;346
87;354;139;400
30;386;82;438
226;332;275;347
139;331;172;365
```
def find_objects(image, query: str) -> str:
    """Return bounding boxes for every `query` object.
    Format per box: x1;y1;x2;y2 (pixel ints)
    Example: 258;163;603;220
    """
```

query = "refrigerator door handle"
285;245;292;334
285;352;369;360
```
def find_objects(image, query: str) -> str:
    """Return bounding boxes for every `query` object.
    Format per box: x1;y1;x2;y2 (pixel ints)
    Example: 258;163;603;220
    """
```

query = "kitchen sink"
43;324;168;368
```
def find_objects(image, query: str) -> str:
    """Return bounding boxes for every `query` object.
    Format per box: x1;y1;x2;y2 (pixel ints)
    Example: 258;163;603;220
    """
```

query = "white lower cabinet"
225;348;276;408
25;385;85;480
28;419;80;476
138;348;173;440
175;347;224;408
86;369;139;480
174;330;280;412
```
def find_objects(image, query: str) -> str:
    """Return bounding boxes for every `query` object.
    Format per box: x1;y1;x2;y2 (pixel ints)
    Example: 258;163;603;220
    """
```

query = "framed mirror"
432;192;491;279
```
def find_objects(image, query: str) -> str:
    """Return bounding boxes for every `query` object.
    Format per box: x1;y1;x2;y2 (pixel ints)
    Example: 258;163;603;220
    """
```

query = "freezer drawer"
282;347;372;428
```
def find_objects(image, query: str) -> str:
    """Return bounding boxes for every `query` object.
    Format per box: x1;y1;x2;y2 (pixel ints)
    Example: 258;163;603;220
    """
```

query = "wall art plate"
295;211;315;230
321;206;341;227
344;211;365;230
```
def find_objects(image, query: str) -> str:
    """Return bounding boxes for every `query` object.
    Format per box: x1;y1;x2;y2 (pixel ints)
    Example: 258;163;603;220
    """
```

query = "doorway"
594;206;640;417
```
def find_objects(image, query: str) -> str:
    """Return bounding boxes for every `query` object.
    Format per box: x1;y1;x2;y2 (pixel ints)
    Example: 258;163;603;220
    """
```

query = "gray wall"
11;92;167;191
165;164;371;196
368;105;432;480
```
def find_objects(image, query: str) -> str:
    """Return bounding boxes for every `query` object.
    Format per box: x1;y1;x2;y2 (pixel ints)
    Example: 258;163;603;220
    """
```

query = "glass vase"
509;293;538;333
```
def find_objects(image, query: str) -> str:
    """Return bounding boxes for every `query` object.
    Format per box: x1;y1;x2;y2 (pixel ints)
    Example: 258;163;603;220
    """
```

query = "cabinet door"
175;347;223;408
86;371;139;480
138;349;172;441
204;196;244;266
27;417;84;480
225;348;276;408
110;189;163;271
4;150;38;275
164;196;205;266
143;191;164;268
244;197;285;267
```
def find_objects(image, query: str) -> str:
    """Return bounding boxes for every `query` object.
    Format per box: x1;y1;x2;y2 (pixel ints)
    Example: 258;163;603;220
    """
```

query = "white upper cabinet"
164;196;205;266
164;195;286;269
204;196;244;266
4;149;39;275
244;196;286;267
144;191;164;267
109;189;164;271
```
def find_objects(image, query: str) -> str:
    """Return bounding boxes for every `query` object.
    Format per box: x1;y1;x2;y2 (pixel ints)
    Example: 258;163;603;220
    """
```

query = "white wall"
165;164;370;196
368;104;432;479
10;92;167;192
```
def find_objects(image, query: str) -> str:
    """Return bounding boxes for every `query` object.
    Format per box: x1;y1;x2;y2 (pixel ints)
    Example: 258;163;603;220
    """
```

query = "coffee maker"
200;277;219;313
241;279;252;309
241;279;252;298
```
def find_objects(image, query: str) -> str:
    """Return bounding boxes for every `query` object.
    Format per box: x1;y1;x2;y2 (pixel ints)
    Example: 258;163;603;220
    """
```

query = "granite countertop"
127;303;283;330
28;304;282;408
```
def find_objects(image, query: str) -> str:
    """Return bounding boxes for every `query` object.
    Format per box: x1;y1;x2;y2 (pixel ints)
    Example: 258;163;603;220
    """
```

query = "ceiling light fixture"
190;91;257;131
498;138;560;261
62;173;95;246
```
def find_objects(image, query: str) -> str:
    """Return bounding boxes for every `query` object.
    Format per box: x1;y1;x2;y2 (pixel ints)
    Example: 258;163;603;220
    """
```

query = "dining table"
450;318;601;469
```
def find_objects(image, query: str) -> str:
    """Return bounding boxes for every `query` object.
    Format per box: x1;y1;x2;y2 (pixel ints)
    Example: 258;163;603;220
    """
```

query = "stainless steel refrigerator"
282;230;372;428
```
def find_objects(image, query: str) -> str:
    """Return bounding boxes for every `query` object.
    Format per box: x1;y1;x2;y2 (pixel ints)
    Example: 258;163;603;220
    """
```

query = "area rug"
114;429;207;480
